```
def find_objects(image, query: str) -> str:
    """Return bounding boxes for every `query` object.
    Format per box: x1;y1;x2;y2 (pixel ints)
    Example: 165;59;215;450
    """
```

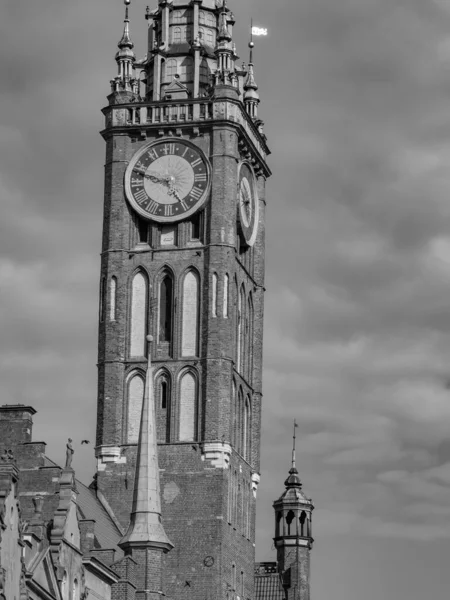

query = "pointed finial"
118;0;134;50
218;4;232;42
292;419;297;469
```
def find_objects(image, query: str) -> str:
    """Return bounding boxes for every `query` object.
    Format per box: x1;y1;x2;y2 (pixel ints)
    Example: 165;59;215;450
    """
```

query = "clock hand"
168;184;182;202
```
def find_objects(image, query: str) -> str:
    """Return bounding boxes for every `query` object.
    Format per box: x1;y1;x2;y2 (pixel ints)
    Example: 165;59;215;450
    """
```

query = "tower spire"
292;419;297;469
273;425;314;600
119;335;173;553
111;0;138;96
244;35;260;119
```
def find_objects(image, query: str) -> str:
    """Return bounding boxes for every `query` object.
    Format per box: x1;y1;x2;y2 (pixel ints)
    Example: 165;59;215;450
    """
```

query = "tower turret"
273;423;314;600
244;42;260;119
214;3;239;86
110;0;139;101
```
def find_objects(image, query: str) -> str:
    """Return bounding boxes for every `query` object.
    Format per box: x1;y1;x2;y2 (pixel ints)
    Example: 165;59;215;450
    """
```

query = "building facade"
0;2;315;599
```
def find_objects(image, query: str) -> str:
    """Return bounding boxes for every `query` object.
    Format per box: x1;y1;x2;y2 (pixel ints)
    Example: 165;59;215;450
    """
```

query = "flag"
251;26;268;37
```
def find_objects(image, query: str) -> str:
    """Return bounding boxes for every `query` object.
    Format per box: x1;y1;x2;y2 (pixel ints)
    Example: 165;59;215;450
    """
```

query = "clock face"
238;162;259;246
124;139;211;222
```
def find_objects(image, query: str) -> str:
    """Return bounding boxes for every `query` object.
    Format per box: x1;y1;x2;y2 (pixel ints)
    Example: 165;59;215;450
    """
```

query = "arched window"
110;277;117;321
300;510;307;537
237;388;243;455
179;371;197;441
99;276;106;322
156;371;171;443
243;396;251;461
127;373;144;443
239;285;246;373
165;58;177;81
286;510;295;536
130;271;147;357
212;273;218;317
172;27;182;44
181;270;199;356
206;28;214;47
206;12;216;26
172;10;183;23
231;380;237;448
159;273;173;345
236;281;242;370
276;511;282;537
223;274;229;318
199;10;206;24
246;294;253;381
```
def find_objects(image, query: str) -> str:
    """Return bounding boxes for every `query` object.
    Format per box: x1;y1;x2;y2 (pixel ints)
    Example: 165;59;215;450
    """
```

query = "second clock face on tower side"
124;139;211;222
238;162;259;247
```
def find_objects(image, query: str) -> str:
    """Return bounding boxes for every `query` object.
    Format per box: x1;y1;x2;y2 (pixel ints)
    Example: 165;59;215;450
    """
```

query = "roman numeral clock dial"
124;140;211;222
238;162;259;247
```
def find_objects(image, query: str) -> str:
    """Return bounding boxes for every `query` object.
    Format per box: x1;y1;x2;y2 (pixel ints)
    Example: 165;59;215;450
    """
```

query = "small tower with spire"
118;335;173;598
110;0;139;101
215;3;232;81
244;39;260;120
273;422;314;600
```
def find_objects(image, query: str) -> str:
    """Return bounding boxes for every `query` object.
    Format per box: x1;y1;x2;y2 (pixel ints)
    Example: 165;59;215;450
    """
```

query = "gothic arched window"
172;27;182;44
212;273;218;317
127;373;145;444
156;371;171;442
231;380;237;448
181;270;199;357
246;294;253;381
179;371;198;441
243;395;251;461
237;388;244;455
206;28;214;47
300;510;307;537
99;276;106;322
159;274;173;345
110;277;117;321
286;510;295;536
223;274;229;318
130;271;148;357
239;285;246;374
165;58;177;81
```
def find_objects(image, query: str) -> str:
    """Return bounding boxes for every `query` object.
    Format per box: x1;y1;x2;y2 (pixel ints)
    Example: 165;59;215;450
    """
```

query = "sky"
1;0;450;598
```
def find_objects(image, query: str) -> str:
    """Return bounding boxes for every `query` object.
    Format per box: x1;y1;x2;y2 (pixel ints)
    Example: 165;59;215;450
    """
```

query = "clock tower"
95;1;271;598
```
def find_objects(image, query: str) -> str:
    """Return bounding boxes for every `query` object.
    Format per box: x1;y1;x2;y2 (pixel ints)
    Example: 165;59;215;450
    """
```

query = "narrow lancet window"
179;371;197;441
110;277;117;321
212;273;218;317
127;374;144;444
130;272;147;357
159;275;173;344
181;271;199;356
223;274;229;318
156;372;171;443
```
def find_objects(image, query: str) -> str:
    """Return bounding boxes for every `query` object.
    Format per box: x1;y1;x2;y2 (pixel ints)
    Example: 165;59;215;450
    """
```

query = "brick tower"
95;1;271;598
273;426;314;600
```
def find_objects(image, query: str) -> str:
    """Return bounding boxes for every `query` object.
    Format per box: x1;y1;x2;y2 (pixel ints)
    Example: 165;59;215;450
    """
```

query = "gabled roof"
76;480;123;554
